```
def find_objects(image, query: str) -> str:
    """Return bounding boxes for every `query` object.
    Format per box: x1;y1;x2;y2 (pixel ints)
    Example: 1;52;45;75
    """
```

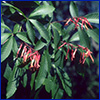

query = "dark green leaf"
12;37;18;54
30;72;36;90
29;19;50;42
35;50;48;90
56;67;72;97
4;63;12;80
16;32;31;44
85;29;99;44
34;40;46;50
69;1;78;17
78;27;90;48
26;20;35;45
52;27;60;49
1;23;12;32
1;36;13;62
55;88;64;99
63;23;75;41
29;4;55;17
44;78;52;93
84;12;99;24
22;73;27;88
1;33;11;45
6;60;19;98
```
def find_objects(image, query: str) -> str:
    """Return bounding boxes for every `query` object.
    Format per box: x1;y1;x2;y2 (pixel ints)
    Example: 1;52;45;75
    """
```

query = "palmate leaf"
84;12;99;24
69;1;78;17
29;4;55;18
1;36;13;62
35;50;49;90
29;19;50;42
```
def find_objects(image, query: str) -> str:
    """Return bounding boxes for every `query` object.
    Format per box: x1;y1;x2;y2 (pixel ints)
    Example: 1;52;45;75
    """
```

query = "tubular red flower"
16;43;23;57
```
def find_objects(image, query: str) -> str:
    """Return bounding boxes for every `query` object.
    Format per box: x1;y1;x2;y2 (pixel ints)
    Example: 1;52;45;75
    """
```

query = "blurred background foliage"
1;1;99;99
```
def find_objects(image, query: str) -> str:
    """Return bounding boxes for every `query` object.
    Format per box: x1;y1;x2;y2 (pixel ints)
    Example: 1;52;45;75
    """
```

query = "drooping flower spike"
58;42;94;64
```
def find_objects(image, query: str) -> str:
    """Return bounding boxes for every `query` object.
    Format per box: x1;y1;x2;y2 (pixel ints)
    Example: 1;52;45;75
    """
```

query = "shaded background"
1;1;99;99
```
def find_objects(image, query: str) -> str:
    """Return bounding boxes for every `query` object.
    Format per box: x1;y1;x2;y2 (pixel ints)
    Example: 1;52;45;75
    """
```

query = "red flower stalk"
58;42;94;64
64;17;93;30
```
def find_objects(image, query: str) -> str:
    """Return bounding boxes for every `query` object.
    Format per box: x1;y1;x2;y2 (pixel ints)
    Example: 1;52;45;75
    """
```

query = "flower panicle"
64;17;93;30
16;42;41;71
58;42;94;64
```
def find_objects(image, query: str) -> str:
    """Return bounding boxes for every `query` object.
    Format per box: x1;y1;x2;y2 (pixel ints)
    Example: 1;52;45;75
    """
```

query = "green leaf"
63;23;75;41
1;36;13;62
22;73;27;88
84;12;99;24
4;63;12;80
30;72;36;90
69;31;79;42
69;1;78;17
9;7;16;14
16;32;31;44
13;24;20;33
51;22;63;35
78;27;90;48
34;40;46;50
29;4;55;17
1;2;27;19
12;37;18;54
1;23;12;32
26;20;35;45
1;33;11;45
35;50;48;90
29;19;50;42
85;29;99;44
55;88;64;99
52;26;60;49
6;60;19;98
56;67;72;97
1;17;5;34
44;78;52;93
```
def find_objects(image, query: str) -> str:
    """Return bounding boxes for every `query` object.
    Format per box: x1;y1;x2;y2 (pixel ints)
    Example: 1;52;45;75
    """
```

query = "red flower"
71;48;77;61
65;47;69;60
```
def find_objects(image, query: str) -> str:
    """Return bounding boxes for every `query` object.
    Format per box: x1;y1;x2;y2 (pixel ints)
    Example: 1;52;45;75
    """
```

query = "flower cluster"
64;17;93;30
16;42;41;71
58;42;94;64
